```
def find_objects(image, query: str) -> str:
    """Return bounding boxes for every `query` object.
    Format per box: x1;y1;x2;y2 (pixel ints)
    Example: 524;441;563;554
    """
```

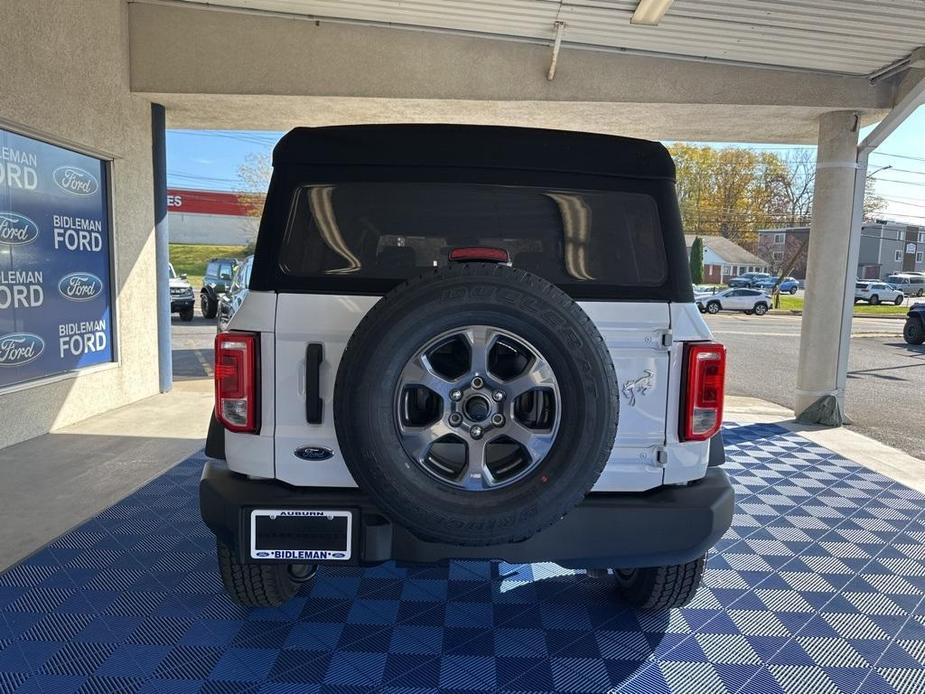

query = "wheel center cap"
463;395;491;422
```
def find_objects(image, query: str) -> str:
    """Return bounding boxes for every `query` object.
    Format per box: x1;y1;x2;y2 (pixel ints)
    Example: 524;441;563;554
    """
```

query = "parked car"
885;273;925;297
697;288;771;315
727;272;772;288
200;125;733;611
754;276;799;294
904;303;925;345
200;257;239;319
168;263;194;322
855;281;904;305
217;255;253;332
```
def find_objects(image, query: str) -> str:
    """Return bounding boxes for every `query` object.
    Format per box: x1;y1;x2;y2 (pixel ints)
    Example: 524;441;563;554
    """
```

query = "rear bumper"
199;460;734;570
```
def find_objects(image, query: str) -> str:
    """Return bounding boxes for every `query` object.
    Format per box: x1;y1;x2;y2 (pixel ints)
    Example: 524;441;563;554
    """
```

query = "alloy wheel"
395;326;561;491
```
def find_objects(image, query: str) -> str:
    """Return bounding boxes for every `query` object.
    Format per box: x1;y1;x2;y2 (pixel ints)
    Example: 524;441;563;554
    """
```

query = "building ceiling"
176;0;925;76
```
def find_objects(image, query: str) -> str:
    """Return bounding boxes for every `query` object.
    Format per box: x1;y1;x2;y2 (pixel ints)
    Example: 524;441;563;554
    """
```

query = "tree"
864;178;887;219
236;151;272;220
689;237;704;283
669;144;779;248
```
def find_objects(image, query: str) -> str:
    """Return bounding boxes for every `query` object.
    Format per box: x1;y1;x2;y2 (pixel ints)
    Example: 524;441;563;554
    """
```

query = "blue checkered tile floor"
2;422;925;693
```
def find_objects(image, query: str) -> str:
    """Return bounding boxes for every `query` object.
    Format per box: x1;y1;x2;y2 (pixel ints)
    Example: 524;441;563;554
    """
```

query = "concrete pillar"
795;111;860;424
152;103;173;393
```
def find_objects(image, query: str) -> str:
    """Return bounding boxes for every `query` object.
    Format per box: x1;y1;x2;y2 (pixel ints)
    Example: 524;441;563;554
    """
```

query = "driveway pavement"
709;313;925;460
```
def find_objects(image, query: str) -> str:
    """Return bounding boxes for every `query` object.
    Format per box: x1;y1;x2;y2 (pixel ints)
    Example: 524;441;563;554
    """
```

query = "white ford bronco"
200;125;734;610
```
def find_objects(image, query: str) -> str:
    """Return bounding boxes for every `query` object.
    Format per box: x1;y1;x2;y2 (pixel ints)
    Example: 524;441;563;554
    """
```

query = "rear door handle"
305;343;324;424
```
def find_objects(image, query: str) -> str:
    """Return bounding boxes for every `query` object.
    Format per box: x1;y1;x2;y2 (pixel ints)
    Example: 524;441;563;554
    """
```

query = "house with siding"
685;235;769;284
758;220;925;280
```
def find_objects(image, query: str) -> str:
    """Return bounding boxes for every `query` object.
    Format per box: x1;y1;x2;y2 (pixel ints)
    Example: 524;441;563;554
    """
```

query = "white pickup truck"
200;125;733;610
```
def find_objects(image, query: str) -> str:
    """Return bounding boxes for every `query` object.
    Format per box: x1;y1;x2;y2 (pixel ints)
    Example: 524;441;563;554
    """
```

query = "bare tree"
236;152;272;220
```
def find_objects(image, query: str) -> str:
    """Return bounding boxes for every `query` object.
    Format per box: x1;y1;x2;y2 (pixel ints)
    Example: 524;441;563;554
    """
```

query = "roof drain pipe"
547;21;566;81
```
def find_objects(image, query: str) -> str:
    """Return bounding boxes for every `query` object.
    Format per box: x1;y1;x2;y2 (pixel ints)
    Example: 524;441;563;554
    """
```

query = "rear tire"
216;541;313;607
904;319;925;345
615;556;706;609
870;294;880;305
706;302;720;314
201;294;217;319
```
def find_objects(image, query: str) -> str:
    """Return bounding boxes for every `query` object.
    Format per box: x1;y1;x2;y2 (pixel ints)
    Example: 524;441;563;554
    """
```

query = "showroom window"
0;127;114;389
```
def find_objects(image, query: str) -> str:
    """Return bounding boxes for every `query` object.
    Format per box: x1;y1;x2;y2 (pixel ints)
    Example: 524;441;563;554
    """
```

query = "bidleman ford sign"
0;127;113;388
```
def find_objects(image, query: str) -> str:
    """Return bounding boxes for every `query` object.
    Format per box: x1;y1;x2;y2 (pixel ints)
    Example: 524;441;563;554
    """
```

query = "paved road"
171;308;216;381
709;312;925;460
172;306;924;459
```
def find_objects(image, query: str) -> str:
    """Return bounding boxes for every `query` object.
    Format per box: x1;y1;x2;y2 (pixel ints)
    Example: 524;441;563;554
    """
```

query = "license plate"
249;509;353;561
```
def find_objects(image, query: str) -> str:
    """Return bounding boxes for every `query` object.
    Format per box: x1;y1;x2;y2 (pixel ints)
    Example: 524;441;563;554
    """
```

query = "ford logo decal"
58;272;104;302
0;212;40;245
0;332;45;367
295;446;335;461
53;165;99;196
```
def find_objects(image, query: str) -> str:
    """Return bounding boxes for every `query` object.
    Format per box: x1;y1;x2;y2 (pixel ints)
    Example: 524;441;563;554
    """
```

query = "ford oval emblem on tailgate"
295;446;334;461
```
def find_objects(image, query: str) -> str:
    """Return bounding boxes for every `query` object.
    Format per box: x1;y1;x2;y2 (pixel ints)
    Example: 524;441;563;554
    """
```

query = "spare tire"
334;263;619;546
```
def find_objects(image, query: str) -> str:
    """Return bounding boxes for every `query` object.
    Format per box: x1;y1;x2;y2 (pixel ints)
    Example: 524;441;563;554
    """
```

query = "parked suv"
200;257;239;319
217;255;253;332
727;272;771;288
168;263;194;322
200;125;733;610
886;273;925;297
754;276;799;294
697;288;771;315
904;303;925;345
855;281;904;305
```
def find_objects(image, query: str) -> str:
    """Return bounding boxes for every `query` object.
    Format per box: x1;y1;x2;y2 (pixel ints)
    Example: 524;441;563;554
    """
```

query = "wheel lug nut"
492;390;504;402
471;376;484;389
450;389;462;401
491;413;505;427
448;413;463;427
470;425;483;439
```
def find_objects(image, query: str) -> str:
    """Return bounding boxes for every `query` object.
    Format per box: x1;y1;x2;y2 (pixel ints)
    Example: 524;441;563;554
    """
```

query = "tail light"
681;342;726;442
215;332;259;433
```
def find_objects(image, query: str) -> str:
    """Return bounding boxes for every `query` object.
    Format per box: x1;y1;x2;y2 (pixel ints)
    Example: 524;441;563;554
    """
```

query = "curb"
767;309;908;320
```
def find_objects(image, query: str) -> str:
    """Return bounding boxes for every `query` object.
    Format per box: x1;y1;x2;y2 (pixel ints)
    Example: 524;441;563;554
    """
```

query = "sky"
166;107;925;225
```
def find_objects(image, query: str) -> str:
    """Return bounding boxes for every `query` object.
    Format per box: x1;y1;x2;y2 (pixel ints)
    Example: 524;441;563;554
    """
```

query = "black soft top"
273;124;675;181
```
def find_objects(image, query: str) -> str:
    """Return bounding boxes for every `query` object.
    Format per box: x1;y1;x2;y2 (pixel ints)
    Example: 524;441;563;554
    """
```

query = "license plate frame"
249;509;353;561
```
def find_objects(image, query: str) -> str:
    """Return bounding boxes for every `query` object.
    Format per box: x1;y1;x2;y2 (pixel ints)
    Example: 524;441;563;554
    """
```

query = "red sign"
166;188;260;217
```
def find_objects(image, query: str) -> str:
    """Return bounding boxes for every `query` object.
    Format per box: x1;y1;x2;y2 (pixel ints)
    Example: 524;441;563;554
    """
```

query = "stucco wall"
0;0;158;447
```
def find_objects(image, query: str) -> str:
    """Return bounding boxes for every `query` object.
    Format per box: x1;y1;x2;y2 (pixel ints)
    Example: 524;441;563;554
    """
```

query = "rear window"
278;182;667;291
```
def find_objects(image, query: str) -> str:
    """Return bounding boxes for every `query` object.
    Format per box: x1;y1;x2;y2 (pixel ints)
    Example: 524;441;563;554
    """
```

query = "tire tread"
334;262;619;546
616;556;706;609
216;541;300;607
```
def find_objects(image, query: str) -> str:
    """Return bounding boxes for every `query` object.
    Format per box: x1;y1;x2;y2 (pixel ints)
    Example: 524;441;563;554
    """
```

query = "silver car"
855;281;904;305
697;288;771;315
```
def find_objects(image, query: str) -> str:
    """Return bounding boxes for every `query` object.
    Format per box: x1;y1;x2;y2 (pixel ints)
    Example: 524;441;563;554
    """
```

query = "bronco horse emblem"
621;369;654;407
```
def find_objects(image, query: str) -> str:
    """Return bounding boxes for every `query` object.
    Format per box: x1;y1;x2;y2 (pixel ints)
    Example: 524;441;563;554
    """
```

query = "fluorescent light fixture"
631;0;674;26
